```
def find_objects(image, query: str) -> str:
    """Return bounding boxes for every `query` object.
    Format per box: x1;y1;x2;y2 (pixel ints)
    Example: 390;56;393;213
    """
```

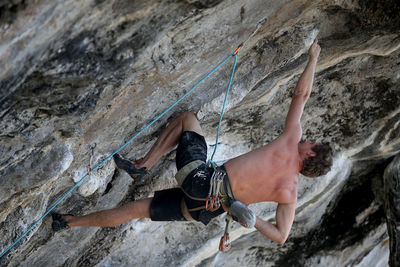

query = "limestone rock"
0;0;399;266
384;155;400;267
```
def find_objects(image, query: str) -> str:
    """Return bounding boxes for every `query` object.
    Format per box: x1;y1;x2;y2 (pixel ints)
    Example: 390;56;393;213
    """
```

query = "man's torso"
224;135;300;205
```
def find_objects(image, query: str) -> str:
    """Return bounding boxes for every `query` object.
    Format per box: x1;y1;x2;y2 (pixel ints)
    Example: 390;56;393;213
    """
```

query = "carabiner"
219;233;231;252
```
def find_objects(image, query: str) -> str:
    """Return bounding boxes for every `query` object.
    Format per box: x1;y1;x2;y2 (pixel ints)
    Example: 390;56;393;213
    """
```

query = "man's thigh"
121;198;152;219
176;131;207;170
149;188;187;222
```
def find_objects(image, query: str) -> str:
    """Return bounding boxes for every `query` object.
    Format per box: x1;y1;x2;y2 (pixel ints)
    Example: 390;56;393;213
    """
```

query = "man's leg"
63;198;152;227
59;113;202;228
135;111;203;170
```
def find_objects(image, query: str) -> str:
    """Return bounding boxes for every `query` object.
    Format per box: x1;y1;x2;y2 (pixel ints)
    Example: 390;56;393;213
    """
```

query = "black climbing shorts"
149;131;225;225
175;131;207;170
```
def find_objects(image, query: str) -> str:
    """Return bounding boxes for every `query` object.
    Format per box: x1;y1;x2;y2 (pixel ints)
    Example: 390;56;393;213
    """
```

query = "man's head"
299;141;333;178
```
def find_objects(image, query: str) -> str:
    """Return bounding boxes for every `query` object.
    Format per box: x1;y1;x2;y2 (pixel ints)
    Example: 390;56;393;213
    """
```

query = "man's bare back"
225;134;300;205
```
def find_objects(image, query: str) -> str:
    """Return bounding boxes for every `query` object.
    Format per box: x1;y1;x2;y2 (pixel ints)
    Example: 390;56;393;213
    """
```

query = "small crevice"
103;169;118;195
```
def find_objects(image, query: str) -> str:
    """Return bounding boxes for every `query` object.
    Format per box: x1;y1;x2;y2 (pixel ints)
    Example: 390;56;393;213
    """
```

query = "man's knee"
180;111;203;135
125;198;152;219
179;111;198;121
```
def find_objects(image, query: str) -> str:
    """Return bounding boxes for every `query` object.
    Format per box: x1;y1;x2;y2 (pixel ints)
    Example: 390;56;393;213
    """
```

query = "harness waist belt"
176;161;234;206
175;160;204;186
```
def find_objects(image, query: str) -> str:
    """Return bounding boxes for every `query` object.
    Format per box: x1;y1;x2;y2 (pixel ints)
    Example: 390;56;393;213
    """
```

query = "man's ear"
307;151;316;157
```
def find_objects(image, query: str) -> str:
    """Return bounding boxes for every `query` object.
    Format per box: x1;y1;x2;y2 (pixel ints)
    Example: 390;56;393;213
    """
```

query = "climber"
52;39;333;245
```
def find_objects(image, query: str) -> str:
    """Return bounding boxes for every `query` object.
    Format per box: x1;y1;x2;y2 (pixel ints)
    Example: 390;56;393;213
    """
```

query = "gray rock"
0;0;399;266
384;155;400;267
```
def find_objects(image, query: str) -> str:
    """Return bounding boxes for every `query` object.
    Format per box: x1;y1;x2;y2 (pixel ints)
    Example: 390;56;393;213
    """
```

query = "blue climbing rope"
0;49;240;258
209;53;238;164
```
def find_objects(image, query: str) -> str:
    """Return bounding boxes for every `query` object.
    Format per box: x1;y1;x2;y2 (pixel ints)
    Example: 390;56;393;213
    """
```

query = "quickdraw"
219;214;233;252
86;143;97;176
86;164;92;176
206;164;235;252
205;168;224;211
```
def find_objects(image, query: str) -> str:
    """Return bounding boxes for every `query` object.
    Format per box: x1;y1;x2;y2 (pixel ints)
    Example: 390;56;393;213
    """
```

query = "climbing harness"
177;162;256;252
0;17;268;258
175;160;204;186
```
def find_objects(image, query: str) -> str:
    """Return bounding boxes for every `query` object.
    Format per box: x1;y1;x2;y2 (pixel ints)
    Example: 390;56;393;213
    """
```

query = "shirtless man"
52;39;333;245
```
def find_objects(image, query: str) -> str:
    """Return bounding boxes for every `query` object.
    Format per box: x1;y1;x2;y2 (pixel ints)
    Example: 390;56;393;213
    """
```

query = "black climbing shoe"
51;212;71;232
113;154;148;179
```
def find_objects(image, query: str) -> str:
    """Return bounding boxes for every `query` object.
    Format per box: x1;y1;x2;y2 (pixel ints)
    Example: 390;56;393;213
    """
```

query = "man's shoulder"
281;122;302;144
273;133;300;150
276;185;298;204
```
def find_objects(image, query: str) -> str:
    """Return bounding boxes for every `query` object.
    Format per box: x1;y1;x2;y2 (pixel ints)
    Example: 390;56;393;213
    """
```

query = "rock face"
0;0;399;266
384;155;400;267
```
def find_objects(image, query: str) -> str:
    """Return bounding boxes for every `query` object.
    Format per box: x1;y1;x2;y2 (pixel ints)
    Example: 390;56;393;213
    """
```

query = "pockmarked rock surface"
1;0;399;266
384;155;400;267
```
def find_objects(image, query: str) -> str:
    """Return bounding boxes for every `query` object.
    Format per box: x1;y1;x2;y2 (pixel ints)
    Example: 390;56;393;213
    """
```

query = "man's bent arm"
283;40;321;140
254;202;296;244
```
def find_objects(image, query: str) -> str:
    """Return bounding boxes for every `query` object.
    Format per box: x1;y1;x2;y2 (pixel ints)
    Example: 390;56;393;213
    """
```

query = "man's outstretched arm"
254;202;296;244
283;39;321;141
